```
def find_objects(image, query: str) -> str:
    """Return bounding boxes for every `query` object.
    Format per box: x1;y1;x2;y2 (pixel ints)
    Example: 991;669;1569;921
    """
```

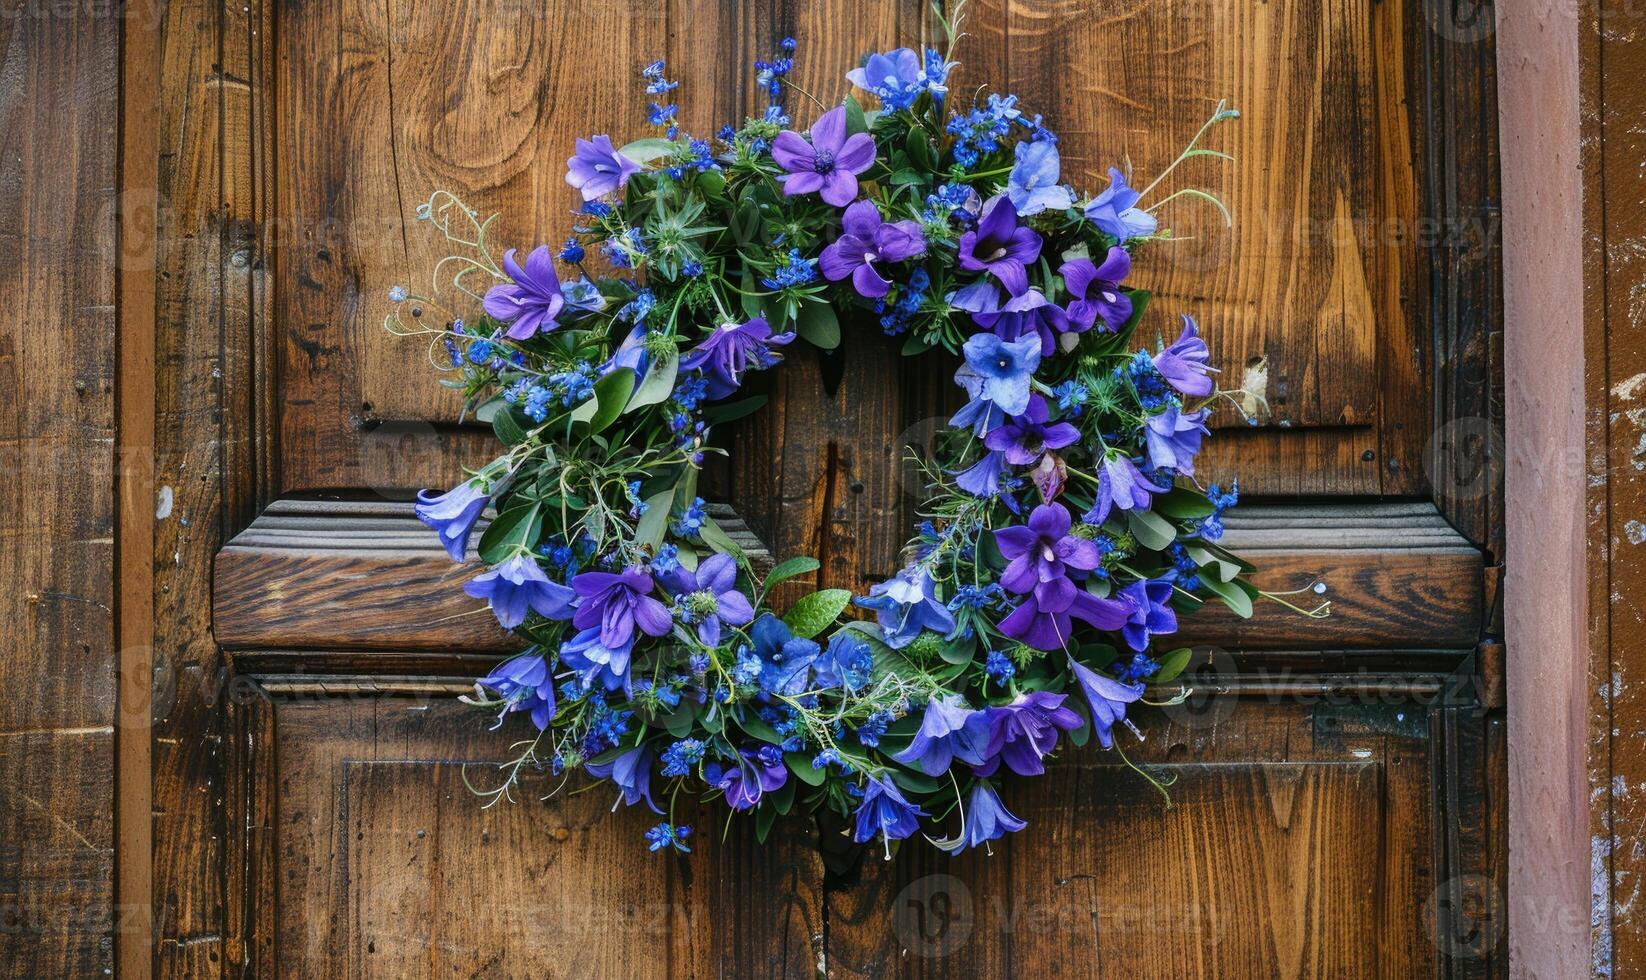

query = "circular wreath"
387;25;1285;857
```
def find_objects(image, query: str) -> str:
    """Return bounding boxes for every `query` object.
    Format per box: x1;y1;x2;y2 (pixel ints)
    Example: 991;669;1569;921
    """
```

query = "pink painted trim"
1498;1;1590;975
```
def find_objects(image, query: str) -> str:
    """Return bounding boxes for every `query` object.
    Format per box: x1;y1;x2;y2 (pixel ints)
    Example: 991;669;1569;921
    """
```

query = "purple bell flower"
1084;454;1167;527
995;503;1131;650
954;450;1010;498
1061;246;1133;334
1084;167;1159;243
950;330;1041;434
771;106;877;207
1067;657;1145;749
974;691;1084;777
892;694;989;776
1006;140;1074;216
476;652;556;730
464;554;576;630
601;324;650;379
851;774;928;854
1145;404;1210;475
585;744;662;814
951;281;1072;355
984;394;1080;466
571;566;673;650
679;316;796;399
846;48;924;108
1118;578;1178;653
707;746;788;810
855;566;956;649
956;195;1042;296
1152;315;1218;398
949;781;1027;854
415;479;491;561
819;200;926;298
565;134;642;201
661;552;755;647
483;246;566;341
560;627;635;693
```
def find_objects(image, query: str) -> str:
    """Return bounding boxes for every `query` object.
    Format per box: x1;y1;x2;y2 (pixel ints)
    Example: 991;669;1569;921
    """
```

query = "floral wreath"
386;12;1319;857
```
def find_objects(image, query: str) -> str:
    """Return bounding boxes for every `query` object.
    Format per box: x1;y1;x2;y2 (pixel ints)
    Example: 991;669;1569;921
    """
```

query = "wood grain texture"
1580;2;1646;974
0;0;119;973
267;696;824;977
213;499;1484;654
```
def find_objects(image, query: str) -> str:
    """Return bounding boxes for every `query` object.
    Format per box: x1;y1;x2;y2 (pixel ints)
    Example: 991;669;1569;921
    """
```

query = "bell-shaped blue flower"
855;567;955;649
934;780;1028;855
892;694;989;775
1067;657;1145;749
585;744;662;814
464;554;576;630
852;775;928;855
415;479;491;561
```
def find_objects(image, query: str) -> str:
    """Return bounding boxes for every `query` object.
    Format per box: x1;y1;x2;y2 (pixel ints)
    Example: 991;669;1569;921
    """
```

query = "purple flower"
560;627;634;692
476;652;556;730
571;566;673;650
974;691;1083;777
1067;657;1144;750
995;503;1131;650
951;281;1072;355
565;134;642;201
679;316;796;399
1084;455;1167;527
1007;140;1074;216
936;780;1027;854
465;554;576;630
852;775;928;852
1118;578;1178;652
1145;404;1210;475
415;479;491;561
585;744;661;813
484;246;566;340
846;48;926;109
819;200;926;298
1084;167;1159;243
813;630;875;692
1061;247;1133;334
707;746;787;810
949;330;1041;434
771;106;877;207
661;552;755;646
855;566;956;649
984;395;1080;466
1152;315;1217;398
954;450;1010;497
601;324;649;379
749;613;821;696
892;694;989;775
957;195;1042;296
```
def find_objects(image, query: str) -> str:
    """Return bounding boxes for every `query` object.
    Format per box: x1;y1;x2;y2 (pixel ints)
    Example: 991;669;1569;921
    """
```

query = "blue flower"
975;691;1083;777
1152;315;1218;398
483;246;565;340
659;552;755;646
1067;657;1145;749
984;650;1016;686
1083;167;1159;243
706;746;787;810
559;237;585;263
566;134;643;201
950;330;1042;433
892;694;989;775
585;744;661;813
464;554;576;630
1118;578;1178;653
1145;404;1210;475
813;630;875;692
937;781;1027;854
954;450;1010;498
660;738;706;777
855;566;955;649
559;627;635;693
672;496;707;537
1084;454;1167;527
679;316;796;399
645;822;692;853
476;652;556;730
1007;140;1074;216
852;775;928;854
748;613;821;696
846;48;926;111
571;567;673;650
415;478;493;561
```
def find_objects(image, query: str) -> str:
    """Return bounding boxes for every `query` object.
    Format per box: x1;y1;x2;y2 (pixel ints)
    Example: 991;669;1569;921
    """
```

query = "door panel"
146;0;1508;974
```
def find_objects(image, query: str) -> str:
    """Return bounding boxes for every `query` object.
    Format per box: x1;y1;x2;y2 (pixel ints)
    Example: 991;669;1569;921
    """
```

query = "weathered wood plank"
0;0;119;972
213;499;1483;653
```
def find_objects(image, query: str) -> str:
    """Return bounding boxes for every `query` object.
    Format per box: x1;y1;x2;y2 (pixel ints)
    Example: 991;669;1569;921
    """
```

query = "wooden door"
136;0;1506;975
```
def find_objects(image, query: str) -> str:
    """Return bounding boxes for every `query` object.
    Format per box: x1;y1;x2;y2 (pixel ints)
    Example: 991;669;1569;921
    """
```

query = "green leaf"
703;395;767;425
475;502;542;565
492;404;531;447
795;302;840;349
755;803;776;842
634;487;677;552
735;710;785;745
782;588;853;639
618;137;678;164
888;768;940;795
586;368;635;433
1127;508;1177;551
843;96;868;136
785;752;827;787
763;556;821;592
696;168;727;198
887;168;925;186
1154;487;1216;520
1200;574;1253;618
697;515;746;559
906;128;935;172
660;702;698;738
626;354;678;414
1152;647;1194;683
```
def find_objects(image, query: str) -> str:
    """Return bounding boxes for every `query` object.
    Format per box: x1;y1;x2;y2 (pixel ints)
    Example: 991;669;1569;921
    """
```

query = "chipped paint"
1614;372;1646;402
1627;520;1646;546
155;484;173;520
